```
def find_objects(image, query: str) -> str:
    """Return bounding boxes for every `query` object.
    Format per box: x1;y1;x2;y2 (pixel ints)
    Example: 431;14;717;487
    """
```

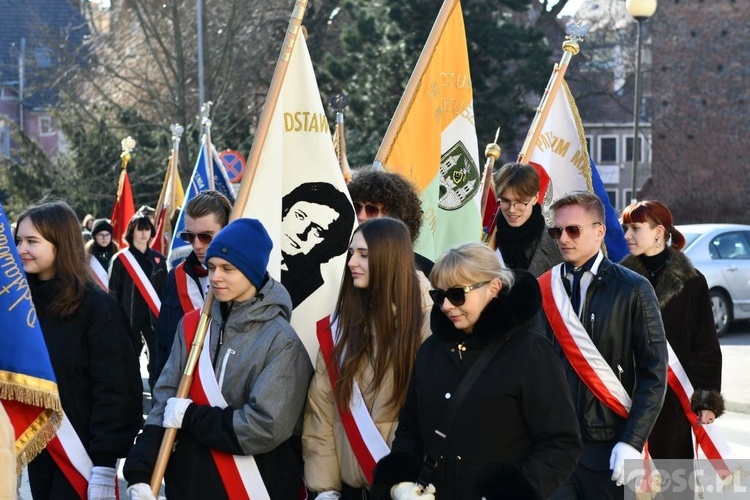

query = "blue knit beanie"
205;218;272;288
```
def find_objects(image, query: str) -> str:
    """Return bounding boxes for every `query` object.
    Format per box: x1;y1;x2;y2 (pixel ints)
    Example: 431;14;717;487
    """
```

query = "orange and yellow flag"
375;0;481;261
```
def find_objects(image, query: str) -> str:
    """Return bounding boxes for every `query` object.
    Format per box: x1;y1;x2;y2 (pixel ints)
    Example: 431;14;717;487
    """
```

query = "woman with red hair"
620;200;723;461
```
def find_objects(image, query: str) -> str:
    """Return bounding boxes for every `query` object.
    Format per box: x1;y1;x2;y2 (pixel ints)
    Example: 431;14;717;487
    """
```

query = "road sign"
219;150;246;184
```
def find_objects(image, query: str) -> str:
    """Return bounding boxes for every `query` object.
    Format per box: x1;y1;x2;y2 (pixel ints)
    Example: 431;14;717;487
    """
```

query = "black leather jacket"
546;257;668;452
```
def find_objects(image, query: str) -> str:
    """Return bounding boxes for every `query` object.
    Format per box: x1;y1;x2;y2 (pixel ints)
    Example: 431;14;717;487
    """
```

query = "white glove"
609;441;641;486
163;397;193;429
315;491;341;500
127;483;157;500
390;482;436;500
88;466;117;499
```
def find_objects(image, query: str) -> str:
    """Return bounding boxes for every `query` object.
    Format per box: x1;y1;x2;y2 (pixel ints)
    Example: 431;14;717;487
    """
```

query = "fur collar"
620;248;698;309
430;269;542;344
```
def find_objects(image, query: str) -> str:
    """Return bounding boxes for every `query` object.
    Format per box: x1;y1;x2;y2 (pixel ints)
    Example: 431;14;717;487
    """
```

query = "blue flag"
167;142;237;268
590;159;628;263
0;202;62;468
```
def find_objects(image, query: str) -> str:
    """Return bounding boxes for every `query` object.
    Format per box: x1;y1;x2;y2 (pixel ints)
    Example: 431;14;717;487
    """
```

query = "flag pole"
374;0;458;165
330;93;352;182
517;24;585;162
148;1;309;493
199;102;215;190
480;127;501;216
154;124;184;251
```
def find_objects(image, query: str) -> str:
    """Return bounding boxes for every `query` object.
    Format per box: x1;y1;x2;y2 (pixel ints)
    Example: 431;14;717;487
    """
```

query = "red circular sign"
219;150;246;184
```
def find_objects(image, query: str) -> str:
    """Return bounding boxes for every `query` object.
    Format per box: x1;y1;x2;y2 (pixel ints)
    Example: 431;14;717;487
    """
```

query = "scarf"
495;204;546;270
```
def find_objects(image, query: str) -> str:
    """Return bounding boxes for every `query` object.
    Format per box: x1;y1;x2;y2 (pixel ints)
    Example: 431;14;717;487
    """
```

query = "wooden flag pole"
148;1;309;493
517;25;585;162
374;0;459;165
154;124;183;245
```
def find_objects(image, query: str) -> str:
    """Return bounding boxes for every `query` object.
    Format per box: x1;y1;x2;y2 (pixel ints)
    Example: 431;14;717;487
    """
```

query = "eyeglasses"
498;198;533;211
547;222;602;240
353;201;381;218
429;281;490;307
179;231;214;245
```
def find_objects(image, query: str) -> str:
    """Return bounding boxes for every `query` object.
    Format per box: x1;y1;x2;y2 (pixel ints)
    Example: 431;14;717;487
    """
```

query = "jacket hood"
211;275;293;326
620;248;698;308
430;269;542;344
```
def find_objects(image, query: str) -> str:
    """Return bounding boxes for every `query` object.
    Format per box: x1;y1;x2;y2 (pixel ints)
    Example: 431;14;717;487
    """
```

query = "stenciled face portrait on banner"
280;181;355;308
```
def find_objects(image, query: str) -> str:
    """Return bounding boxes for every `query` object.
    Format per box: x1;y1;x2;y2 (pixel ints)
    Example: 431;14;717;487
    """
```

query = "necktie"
570;268;585;316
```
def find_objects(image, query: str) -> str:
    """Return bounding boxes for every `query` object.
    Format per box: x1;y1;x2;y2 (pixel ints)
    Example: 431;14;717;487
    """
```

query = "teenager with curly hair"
347;169;433;276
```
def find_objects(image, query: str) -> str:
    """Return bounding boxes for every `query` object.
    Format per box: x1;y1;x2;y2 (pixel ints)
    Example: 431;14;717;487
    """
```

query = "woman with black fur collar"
370;242;581;500
621;200;723;460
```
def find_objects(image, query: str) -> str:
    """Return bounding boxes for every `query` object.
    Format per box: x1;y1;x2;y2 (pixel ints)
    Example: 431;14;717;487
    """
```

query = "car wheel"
709;289;732;337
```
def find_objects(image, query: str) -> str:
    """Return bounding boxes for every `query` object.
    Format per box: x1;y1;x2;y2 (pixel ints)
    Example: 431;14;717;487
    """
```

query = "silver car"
676;224;750;336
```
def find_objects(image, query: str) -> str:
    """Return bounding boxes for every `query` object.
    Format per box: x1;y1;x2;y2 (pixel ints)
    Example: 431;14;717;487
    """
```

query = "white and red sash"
46;412;94;498
116;249;161;316
539;268;634;419
315;315;391;484
174;262;204;314
183;310;270;500
666;344;733;475
89;256;109;291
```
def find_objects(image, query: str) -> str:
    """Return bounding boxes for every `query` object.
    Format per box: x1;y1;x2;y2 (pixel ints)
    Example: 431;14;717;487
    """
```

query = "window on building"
625;136;643;163
605;189;618;211
38;116;54;136
0;125;8;156
599;136;618;163
623;189;634;206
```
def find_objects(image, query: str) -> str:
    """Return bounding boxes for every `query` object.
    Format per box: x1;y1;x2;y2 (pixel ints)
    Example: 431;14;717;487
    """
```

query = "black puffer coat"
28;278;143;467
372;270;581;499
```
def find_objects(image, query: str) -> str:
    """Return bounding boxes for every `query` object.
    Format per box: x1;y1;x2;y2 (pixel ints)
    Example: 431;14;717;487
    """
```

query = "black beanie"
91;219;114;237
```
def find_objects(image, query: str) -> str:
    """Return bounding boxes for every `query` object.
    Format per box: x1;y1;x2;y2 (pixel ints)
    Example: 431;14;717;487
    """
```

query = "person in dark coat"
86;218;118;271
371;242;581;500
109;214;167;390
620;200;723;460
492;162;562;277
16;200;142;499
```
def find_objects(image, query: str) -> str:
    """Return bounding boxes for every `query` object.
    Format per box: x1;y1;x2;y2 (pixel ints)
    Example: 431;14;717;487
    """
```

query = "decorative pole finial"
563;21;589;55
120;136;136;168
485;127;502;162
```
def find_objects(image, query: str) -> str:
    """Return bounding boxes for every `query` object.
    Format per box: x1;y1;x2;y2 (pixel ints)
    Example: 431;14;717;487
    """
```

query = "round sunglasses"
429;281;490;306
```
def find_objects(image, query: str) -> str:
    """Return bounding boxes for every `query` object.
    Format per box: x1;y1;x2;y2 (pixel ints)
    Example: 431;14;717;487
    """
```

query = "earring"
655;239;661;248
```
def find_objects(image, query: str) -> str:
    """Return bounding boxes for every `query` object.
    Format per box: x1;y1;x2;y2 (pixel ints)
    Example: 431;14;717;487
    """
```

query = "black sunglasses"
547;222;602;240
429;281;490;306
353;201;381;218
179;231;214;245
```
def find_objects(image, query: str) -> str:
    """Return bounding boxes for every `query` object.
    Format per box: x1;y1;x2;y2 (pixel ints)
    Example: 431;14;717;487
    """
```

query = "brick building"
643;0;750;224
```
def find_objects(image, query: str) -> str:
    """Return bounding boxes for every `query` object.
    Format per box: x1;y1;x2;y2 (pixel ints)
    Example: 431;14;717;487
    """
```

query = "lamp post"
626;0;657;203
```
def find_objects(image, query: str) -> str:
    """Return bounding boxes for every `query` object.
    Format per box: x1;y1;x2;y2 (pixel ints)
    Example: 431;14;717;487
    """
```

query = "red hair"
622;200;686;250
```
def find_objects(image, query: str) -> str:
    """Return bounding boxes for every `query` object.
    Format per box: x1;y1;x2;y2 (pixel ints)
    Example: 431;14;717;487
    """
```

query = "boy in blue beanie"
125;218;314;499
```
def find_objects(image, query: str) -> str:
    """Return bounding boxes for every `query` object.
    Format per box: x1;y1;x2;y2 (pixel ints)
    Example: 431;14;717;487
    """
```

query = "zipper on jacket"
616;364;624;383
590;313;595;336
218;348;236;390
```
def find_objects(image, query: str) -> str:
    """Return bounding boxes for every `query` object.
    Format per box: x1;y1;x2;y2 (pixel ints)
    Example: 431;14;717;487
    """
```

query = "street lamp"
626;0;657;203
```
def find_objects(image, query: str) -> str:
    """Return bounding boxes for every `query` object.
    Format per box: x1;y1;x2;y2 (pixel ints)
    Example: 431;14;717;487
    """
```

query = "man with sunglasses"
539;191;667;499
154;190;232;380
